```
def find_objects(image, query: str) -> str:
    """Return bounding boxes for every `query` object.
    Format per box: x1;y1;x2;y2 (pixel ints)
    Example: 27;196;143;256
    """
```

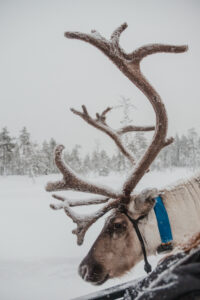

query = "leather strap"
123;212;152;274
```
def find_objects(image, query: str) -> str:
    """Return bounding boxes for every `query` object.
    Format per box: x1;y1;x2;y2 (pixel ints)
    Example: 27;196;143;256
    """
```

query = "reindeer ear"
139;188;159;203
131;188;159;216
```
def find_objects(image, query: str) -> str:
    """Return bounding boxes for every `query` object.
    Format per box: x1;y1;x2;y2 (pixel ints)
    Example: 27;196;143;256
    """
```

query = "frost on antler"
65;23;187;197
45;23;188;245
65;23;187;66
117;125;155;135
128;44;188;62
50;196;119;245
45;144;122;245
51;194;110;207
46;145;120;199
70;105;155;165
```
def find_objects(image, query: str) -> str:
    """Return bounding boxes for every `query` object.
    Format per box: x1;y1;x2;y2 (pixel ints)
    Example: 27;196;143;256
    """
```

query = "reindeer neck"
161;175;200;246
138;210;161;256
137;174;200;257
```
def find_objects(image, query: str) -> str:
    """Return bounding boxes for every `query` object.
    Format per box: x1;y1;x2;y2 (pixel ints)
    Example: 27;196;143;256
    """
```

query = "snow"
0;168;194;299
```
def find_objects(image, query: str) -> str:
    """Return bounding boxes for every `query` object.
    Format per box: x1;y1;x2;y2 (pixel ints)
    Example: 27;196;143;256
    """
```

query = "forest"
0;125;199;177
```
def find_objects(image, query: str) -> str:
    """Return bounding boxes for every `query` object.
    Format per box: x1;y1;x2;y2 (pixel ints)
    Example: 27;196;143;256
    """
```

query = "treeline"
0;126;200;177
0;127;57;176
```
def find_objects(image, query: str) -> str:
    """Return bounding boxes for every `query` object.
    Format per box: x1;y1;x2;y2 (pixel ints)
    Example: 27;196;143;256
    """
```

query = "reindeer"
45;23;200;285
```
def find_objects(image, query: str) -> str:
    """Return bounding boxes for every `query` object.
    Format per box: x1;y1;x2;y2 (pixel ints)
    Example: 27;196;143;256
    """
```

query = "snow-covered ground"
0;168;195;300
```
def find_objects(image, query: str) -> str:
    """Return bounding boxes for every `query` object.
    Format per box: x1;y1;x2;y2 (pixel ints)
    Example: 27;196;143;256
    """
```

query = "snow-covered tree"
187;128;198;169
64;144;83;173
0;127;15;175
98;150;110;176
18;127;35;176
82;154;92;174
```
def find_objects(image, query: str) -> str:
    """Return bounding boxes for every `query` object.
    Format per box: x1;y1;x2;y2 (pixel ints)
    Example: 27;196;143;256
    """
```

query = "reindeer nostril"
79;260;106;284
79;265;89;281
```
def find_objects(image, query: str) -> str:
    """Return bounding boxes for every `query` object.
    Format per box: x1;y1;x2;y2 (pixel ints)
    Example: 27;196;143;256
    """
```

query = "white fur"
138;173;200;255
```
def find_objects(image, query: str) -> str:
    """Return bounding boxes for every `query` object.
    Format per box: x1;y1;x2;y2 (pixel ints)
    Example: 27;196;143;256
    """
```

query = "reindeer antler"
46;145;121;199
46;145;122;244
46;23;187;245
71;105;154;165
50;194;119;245
65;23;187;196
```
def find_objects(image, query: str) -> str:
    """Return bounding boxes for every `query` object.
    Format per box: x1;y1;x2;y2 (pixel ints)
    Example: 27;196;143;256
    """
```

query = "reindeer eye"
113;222;126;231
114;223;122;229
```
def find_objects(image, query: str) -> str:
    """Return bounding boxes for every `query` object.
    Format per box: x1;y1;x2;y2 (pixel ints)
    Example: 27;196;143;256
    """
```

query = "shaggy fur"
79;173;200;284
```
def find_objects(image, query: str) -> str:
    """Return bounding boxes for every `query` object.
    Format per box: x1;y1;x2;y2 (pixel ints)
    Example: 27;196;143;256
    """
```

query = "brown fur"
48;24;189;285
158;232;200;264
79;174;200;285
79;211;142;284
181;232;200;253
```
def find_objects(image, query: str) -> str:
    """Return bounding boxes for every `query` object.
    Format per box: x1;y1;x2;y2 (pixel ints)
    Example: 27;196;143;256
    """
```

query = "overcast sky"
1;0;200;153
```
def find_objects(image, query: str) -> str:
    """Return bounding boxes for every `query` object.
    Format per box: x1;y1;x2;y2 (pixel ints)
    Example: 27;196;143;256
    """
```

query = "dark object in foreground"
156;241;173;254
73;245;200;300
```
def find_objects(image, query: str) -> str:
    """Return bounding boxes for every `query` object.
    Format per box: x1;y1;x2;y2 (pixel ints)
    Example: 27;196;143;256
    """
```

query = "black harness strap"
123;212;152;274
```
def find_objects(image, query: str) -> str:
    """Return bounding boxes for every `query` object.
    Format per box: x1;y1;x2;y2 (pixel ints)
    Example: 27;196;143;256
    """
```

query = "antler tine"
65;23;188;199
51;194;109;207
110;22;128;42
71;106;155;165
117;125;155;135
102;107;112;116
64;29;111;59
128;44;188;62
71;106;136;164
65;23;131;63
50;197;120;245
98;107;112;123
110;22;132;60
46;145;120;199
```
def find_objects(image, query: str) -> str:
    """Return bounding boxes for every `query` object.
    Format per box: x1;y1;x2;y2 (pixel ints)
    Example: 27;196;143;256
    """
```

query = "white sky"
1;0;200;154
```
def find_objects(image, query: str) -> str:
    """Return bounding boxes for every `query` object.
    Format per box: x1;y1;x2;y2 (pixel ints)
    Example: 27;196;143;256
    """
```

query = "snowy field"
0;168;195;300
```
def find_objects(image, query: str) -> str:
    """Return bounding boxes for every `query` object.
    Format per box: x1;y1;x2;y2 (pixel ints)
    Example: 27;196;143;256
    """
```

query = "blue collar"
154;195;173;244
122;195;173;274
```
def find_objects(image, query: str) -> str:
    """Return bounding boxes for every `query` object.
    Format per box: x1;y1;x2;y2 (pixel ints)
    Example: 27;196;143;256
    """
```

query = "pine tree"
134;132;148;159
0;127;15;175
98;150;110;176
49;138;57;173
42;141;51;174
187;128;198;169
18;127;32;175
179;134;190;168
117;96;137;169
91;149;101;174
82;154;92;174
67;144;83;173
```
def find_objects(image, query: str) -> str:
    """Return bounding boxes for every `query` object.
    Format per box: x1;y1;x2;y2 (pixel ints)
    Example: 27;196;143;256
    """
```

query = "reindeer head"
46;23;187;284
79;211;137;285
78;189;158;285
